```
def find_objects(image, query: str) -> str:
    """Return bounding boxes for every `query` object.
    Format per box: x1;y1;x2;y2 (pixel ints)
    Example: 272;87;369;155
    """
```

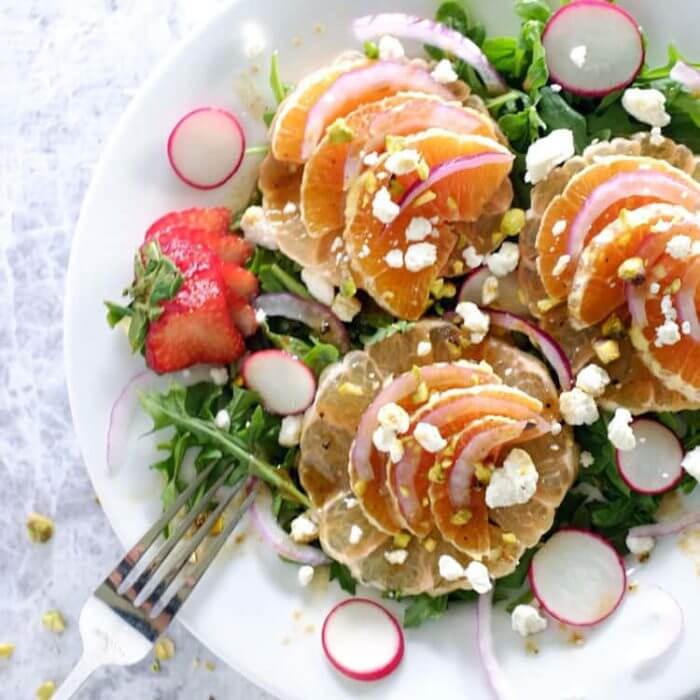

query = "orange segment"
536;156;700;302
344;130;513;319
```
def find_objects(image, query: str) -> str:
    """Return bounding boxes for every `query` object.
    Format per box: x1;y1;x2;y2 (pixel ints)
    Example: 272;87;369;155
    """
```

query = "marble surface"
0;2;273;698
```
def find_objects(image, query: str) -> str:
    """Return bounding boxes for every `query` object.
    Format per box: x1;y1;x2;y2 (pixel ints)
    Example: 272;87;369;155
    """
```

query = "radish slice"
628;510;700;539
398;152;514;216
616;418;684;495
566;171;700;261
253;293;350;352
249;483;330;566
459;267;530;316
241;350;316;415
488;310;574;389
302;61;452;160
477;592;516;700
167;107;245;190
321;598;404;682
529;529;626;627
542;0;644;97
353;13;507;95
676;258;700;342
670;60;700;95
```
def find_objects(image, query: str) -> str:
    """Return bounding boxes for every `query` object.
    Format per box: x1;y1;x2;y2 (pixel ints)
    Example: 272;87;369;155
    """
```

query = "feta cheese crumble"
482;275;499;305
525;129;575;184
363;151;380;167
681;445;700;480
569;44;587;68
372;186;400;224
349;525;363;545
485;448;539;508
462;245;484;269
621;88;671;128
575;364;611;397
626;534;655;555
608;408;636;451
655;319;681;347
241;205;279;250
279;415;303;447
552;254;571;278
384;248;404;268
301;268;335;305
282;201;297;216
511;604;548;637
405;216;433;241
417;340;432;357
413;422;447;453
377;402;410;434
465;561;492;594
455;301;490;343
298;565;315;587
559;388;599;426
385;148;422;175
665;234;693;260
209;367;229;386
384;549;409;565
214;409;231;431
405;242;438;272
552;219;567;237
332;294;362;322
378;35;405;61
438;554;466;582
290;514;319;543
431;58;459;84
485;242;520;277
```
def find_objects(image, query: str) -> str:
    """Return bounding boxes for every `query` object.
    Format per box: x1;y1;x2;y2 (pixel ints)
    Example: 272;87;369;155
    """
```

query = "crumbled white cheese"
463;246;484;269
550;83;562;93
569;44;587;68
438;554;465;582
682;320;691;335
485;448;539;508
344;497;359;509
651;219;673;234
550;421;562;436
655;319;681;347
413;422;447;453
279;415;303;447
482;275;499;305
378;403;410;434
456;301;490;343
650;126;664;146
559;388;599;426
465;561;492;594
417;340;432;357
385;149;422;176
214;409;231;431
405;242;438;272
290;514;319;543
349;525;363;545
384;249;404;268
552;219;567;237
241;205;279;250
576;364;611;398
485;242;520;277
511;604;548;637
621;88;671;128
431;58;459;84
373;425;399;453
332;294;362;322
363;151;380;167
384;549;409;565
255;308;267;324
626;534;655;555
389;439;405;464
301;268;335;306
580;451;594;469
552;254;571;278
525;129;575;184
665;234;693;260
681;445;700;480
209;367;229;386
405;216;433;242
378;35;405;61
282;201;297;216
608;408;636;451
372;186;400;224
650;282;661;294
298;565;314;587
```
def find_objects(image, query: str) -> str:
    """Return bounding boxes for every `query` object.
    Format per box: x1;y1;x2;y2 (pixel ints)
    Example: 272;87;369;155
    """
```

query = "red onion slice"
566;171;700;261
628;510;700;539
676;258;700;342
670;60;700;95
488;309;574;389
477;591;516;700
353;13;507;95
625;282;648;328
302;61;452;160
398;152;514;216
253;292;350;352
249;484;330;566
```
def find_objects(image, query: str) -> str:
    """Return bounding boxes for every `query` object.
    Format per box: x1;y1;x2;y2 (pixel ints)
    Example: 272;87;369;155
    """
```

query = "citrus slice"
344;129;513;319
535;156;700;302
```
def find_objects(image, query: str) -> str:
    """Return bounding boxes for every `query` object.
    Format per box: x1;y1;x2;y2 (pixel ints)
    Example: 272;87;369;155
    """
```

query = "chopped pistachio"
393;532;411;548
475;462;493;484
354;480;367;497
0;643;15;659
450;509;472;525
502;532;518;544
446;196;458;212
364;170;378;195
525;640;540;655
617;256;645;283
388;178;405;198
413;190;437;207
154;636;176;661
338;381;363;396
491;230;507;247
41;610;65;635
601;313;625;338
447;341;462;359
327;117;354;144
385;135;407;154
593;338;621;364
209;516;225;537
412;381;429;404
500;208;526;236
151;660;161;672
399;485;409;497
340;278;356;298
423;537;437;552
665;278;681;295
363;40;379;59
205;661;216;672
27;512;54;544
427;462;445;484
430;278;445;298
233;375;245;387
415;158;430;181
441;283;456;299
451;260;464;275
536;297;560;313
36;682;56;700
489;546;502;561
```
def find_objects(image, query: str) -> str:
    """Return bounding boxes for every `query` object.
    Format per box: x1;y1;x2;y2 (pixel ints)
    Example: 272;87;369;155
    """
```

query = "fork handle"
53;653;103;700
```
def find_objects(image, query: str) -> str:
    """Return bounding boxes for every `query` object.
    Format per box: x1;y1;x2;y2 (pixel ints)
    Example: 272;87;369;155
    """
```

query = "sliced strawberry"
144;230;245;373
145;207;253;265
228;294;259;337
222;262;259;301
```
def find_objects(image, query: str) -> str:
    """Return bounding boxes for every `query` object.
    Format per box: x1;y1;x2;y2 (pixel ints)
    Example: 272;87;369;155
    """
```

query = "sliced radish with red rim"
322;598;404;681
168;107;245;189
616;418;684;495
542;0;644;97
529;529;626;627
241;350;316;415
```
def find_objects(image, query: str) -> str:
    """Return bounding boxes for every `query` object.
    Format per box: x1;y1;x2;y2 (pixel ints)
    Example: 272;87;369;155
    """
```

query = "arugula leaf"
404;594;449;628
247;247;310;297
269;51;290;105
521;20;548;95
329;561;357;595
538;87;588;152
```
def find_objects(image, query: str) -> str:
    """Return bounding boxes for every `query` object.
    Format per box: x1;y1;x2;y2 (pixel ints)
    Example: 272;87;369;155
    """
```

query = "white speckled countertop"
0;2;273;697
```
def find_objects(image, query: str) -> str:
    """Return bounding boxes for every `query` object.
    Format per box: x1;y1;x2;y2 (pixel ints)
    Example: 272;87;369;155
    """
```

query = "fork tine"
121;462;238;597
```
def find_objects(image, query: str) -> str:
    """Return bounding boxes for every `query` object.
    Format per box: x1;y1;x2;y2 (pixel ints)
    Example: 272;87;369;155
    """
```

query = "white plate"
65;1;700;698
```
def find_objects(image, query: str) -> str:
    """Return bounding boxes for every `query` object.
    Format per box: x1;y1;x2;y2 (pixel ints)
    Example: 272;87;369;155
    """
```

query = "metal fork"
53;463;258;700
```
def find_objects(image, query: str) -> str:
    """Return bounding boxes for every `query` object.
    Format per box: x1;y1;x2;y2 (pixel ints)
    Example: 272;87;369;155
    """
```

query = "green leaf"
329;561;357;595
538;87;588;152
263;107;276;128
435;1;470;34
269;51;290;105
403;594;448;628
521;21;548;94
495;547;536;590
104;301;133;328
515;0;551;23
303;341;340;376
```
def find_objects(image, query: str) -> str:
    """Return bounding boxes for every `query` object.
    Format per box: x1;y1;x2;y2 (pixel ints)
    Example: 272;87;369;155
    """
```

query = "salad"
105;0;700;689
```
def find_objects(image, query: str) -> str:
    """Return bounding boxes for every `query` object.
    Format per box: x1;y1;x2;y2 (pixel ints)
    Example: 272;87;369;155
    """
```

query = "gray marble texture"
0;2;273;698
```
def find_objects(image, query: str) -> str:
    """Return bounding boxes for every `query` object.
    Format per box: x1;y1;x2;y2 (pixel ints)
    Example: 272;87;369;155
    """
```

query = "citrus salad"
105;0;700;689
